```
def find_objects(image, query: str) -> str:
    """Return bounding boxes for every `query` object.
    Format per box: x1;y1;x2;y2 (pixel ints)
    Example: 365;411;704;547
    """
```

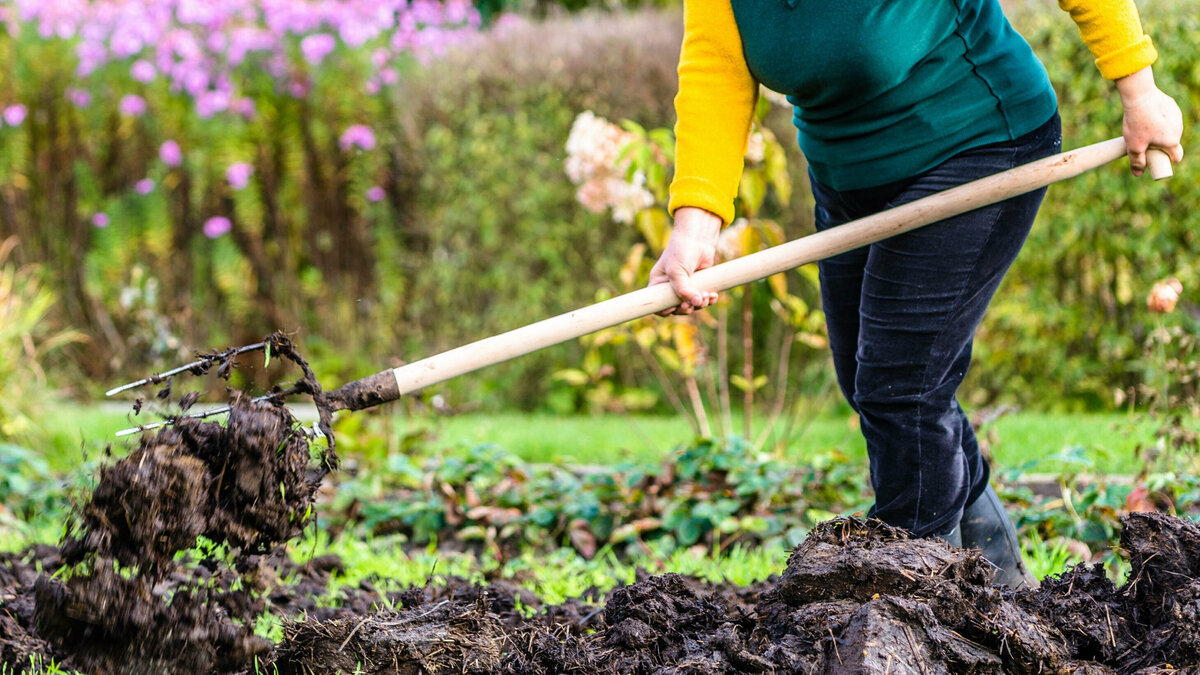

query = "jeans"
811;112;1062;538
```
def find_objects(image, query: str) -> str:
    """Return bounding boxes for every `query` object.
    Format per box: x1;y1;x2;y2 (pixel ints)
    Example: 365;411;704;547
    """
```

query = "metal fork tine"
104;342;267;397
113;389;289;438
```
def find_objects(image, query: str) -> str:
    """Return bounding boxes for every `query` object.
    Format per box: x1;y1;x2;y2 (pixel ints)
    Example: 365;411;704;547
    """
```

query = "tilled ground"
5;511;1200;673
4;357;1200;673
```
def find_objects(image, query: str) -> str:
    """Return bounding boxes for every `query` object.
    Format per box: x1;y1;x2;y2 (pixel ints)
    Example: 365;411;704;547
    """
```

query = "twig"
717;305;733;437
1106;605;1116;647
685;376;712;438
637;344;695;434
753;328;795;452
903;625;929;675
742;291;753;439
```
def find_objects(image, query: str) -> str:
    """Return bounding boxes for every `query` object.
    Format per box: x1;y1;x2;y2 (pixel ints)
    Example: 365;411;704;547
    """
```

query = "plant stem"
743;290;753;440
753;328;794;452
685;375;712;438
638;343;696;435
717;305;732;438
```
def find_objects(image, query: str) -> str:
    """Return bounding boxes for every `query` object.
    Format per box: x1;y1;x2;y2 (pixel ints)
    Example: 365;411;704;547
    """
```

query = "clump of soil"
30;394;324;674
60;397;320;570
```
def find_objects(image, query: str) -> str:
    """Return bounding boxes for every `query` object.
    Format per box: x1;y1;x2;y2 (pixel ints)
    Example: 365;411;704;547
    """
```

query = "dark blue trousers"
811;113;1062;538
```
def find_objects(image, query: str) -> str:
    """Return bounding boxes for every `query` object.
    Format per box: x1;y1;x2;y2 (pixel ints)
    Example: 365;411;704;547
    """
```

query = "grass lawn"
42;400;1160;476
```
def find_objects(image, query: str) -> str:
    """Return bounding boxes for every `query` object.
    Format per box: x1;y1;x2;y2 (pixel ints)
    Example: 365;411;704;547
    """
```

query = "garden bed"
5;511;1200;673
4;397;1200;673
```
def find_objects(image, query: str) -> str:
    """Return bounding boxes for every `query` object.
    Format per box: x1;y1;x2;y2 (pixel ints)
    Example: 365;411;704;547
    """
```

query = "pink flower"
339;124;376;151
160;140;182;167
91;212;109;228
226;162;253;190
3;104;26;127
231;97;256;120
203;216;232;239
195;89;230;118
66;88;91;108
131;59;156;83
1148;278;1183;314
300;33;336;65
288;80;310;99
366;186;385;202
118;94;146;118
135;178;155;195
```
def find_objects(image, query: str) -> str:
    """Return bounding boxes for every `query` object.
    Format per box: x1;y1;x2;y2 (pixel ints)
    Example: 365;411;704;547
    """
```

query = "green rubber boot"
934;524;962;548
961;485;1037;588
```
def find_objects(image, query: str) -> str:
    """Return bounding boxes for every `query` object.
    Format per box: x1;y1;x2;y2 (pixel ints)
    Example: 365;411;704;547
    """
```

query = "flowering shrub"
560;105;829;443
5;0;483;118
0;0;492;381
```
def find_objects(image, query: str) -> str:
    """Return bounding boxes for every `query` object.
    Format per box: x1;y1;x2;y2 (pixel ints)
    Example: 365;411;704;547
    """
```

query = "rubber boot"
961;485;1037;588
933;524;962;548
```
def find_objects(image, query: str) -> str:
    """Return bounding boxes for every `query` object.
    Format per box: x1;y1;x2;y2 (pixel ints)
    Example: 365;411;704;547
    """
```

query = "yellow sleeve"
1057;0;1158;80
667;0;758;226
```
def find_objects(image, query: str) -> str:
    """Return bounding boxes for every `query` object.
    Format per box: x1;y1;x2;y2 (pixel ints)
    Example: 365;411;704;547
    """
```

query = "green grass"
287;528;789;610
37;401;1161;476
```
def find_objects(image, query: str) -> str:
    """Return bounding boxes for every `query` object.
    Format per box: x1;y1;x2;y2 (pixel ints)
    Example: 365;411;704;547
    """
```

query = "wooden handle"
1147;148;1173;180
354;136;1141;400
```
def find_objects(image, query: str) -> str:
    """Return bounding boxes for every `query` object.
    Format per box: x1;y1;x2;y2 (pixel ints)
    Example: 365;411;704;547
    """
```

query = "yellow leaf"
620;243;647;289
767;272;788;300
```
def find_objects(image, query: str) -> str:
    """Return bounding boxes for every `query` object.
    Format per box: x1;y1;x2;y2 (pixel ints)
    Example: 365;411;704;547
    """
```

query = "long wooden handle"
324;136;1166;411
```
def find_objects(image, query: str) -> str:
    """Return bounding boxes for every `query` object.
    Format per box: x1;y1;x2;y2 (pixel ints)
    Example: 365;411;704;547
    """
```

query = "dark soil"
7;336;1200;672
10;511;1200;673
21;395;323;674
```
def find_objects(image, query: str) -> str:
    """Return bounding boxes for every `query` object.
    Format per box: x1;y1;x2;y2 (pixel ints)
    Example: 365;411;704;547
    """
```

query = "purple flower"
300;33;336;65
160;140;182;167
339;124;376;152
92;212;110;228
195;89;230;118
119;95;146;118
131;60;157;83
367;186;385;202
3;104;26;127
203;216;232;239
135;178;155;195
231;97;256;120
226;162;253;190
66;88;92;108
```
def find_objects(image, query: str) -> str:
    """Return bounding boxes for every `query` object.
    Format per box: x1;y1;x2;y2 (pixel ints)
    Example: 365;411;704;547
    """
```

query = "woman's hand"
1116;66;1184;176
648;207;722;315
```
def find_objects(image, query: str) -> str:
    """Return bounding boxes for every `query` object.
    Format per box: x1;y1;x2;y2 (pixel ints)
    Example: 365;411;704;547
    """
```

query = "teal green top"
731;0;1058;190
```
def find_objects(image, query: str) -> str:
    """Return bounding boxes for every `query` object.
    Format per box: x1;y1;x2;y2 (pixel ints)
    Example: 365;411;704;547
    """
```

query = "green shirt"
731;0;1058;190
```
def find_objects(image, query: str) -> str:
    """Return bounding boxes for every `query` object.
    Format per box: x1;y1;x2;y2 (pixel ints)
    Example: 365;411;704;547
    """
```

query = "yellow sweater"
669;0;1159;225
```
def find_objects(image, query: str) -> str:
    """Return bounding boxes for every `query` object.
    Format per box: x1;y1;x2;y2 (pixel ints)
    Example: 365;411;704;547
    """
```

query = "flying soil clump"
34;393;325;674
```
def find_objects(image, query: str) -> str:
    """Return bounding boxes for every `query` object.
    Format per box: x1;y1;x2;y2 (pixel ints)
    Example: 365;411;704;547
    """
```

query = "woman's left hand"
1117;66;1185;176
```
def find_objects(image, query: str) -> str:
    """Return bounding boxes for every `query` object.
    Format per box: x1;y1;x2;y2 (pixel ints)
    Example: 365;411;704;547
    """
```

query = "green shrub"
390;12;685;406
0;238;82;443
966;0;1200;409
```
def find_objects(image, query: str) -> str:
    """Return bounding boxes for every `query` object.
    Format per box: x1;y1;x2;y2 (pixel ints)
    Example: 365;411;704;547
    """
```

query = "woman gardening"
650;0;1185;586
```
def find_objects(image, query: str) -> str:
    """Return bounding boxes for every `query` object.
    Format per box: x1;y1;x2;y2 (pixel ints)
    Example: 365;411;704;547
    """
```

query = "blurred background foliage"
0;0;1195;416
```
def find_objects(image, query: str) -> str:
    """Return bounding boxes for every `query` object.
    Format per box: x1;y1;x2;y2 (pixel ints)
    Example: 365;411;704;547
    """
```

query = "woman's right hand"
648;207;722;315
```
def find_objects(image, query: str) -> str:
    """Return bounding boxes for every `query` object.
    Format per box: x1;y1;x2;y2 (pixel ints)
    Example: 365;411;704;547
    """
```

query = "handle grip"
1147;148;1173;180
328;136;1164;410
